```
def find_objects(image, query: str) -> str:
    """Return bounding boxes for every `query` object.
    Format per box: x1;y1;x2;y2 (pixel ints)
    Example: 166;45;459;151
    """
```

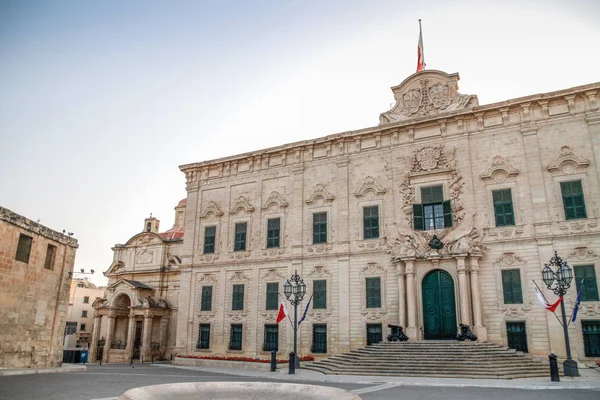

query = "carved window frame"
310;209;330;245
229;216;252;253
201;224;218;254
262;213;285;250
551;173;592;222
493;254;530;309
358;200;383;241
485;182;523;228
306;266;333;320
359;263;387;313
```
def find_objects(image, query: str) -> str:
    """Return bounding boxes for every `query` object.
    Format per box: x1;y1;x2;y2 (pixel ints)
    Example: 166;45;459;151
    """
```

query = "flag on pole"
572;280;584;322
534;284;562;312
416;19;425;72
275;299;288;324
298;295;313;326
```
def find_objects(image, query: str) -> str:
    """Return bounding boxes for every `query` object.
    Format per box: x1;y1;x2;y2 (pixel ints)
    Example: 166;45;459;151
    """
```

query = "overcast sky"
1;0;599;286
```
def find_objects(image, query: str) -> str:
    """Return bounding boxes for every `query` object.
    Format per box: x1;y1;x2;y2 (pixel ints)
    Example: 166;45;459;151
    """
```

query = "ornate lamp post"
284;270;306;374
541;251;579;377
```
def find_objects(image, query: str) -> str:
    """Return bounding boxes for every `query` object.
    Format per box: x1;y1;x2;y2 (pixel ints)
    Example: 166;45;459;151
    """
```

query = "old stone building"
94;70;600;365
0;206;78;368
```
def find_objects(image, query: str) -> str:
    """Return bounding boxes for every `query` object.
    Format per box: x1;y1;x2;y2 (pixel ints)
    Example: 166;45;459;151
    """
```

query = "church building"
92;69;600;366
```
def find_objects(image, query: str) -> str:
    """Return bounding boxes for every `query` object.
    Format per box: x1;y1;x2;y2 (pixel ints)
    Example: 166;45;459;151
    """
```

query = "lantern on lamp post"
283;270;306;374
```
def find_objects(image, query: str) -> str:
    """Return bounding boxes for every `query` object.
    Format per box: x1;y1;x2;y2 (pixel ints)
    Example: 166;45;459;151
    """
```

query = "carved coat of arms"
402;89;422;114
427;83;450;109
415;146;441;171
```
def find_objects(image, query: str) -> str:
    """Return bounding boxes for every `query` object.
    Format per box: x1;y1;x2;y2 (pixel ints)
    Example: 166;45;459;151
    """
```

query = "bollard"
549;353;560;382
288;351;296;374
270;350;277;372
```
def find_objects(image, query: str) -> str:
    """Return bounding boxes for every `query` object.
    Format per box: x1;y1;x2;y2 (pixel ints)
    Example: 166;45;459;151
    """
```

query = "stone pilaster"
396;262;406;328
456;256;471;325
405;260;417;339
469;257;487;341
102;313;115;364
174;266;192;355
337;255;350;352
89;314;101;362
142;313;153;362
520;126;551;235
126;311;136;360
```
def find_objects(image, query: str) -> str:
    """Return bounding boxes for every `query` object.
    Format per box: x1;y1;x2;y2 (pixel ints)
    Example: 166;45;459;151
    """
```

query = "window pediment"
481;156;519;183
306;183;335;205
262;191;288;210
200;201;224;218
355;176;387;198
230;196;255;214
546;146;589;174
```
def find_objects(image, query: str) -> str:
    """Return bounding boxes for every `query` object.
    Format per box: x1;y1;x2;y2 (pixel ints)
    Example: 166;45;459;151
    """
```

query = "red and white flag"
275;300;288;324
416;20;425;72
534;285;562;312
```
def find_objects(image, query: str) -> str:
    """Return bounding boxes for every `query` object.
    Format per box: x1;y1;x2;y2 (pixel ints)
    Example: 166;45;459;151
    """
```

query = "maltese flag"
534;285;562;313
416;20;425;72
276;300;288;324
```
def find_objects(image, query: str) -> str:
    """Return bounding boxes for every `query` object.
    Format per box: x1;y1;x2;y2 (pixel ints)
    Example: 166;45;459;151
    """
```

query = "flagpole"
419;19;424;66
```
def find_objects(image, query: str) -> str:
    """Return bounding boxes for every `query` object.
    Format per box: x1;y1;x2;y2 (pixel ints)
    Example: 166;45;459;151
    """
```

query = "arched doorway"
422;270;457;340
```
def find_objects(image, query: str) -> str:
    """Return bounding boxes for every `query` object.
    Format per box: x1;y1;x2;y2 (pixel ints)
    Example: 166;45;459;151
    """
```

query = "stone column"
102;313;115;364
159;316;169;356
142;312;153;362
405;259;417;339
469;257;487;341
89;313;101;362
126;311;136;361
396;262;406;328
456;256;471;325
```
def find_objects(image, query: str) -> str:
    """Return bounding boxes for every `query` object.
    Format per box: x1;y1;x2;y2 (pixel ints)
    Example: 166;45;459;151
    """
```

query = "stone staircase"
303;341;550;379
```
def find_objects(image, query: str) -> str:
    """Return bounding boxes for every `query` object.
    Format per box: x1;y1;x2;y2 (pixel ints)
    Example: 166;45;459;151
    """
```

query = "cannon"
387;324;409;342
456;324;477;341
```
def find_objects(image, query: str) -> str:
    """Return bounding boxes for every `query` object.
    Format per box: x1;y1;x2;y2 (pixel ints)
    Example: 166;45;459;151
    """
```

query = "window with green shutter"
366;277;381;308
204;226;216;254
234;222;247;251
414;186;452;230
363;206;379;239
560;180;587;220
493;189;515;226
197;324;210;349
313;212;327;244
266;282;279;310
313;280;327;309
267;218;280;248
16;234;33;263
229;324;243;350
312;324;327;353
232;284;244;310
574;265;599;301
263;324;278;352
501;269;523;304
201;286;212;311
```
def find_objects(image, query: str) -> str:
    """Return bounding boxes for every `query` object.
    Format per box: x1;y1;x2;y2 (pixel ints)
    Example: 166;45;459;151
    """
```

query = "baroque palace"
91;69;600;365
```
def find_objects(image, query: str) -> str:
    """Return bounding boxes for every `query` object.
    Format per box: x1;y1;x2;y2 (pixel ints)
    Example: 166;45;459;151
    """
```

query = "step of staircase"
303;341;549;379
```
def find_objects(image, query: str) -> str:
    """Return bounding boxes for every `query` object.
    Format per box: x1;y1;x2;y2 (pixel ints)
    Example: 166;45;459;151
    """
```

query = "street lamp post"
542;251;579;377
284;270;306;374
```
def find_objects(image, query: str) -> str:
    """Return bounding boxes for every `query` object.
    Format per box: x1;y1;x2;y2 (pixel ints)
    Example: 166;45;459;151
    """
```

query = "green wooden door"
422;270;457;340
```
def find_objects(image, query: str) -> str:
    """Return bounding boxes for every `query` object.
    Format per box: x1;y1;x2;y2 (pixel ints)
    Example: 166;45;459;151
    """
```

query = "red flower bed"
177;354;315;364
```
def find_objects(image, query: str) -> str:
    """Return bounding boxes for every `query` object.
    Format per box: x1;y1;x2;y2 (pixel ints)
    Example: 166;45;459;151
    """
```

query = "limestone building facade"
64;278;106;350
94;70;600;364
0;206;78;368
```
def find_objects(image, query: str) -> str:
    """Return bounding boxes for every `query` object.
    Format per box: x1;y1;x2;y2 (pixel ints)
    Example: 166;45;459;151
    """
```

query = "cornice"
179;81;600;177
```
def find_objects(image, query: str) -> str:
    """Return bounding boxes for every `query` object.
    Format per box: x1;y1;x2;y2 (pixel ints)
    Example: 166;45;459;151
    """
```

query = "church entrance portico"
422;269;456;340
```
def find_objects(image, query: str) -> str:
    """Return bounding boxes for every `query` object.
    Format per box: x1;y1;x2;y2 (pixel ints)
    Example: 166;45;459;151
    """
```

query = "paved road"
1;364;599;400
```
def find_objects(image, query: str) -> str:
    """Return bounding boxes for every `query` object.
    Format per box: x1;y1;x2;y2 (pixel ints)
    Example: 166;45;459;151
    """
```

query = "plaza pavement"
1;361;599;392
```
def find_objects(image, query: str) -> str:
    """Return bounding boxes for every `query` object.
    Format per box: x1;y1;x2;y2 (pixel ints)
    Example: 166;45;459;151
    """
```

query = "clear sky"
1;0;599;286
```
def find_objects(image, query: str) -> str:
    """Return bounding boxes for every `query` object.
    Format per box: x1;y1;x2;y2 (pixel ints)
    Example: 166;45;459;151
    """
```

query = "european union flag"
572;280;584;323
298;295;313;325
